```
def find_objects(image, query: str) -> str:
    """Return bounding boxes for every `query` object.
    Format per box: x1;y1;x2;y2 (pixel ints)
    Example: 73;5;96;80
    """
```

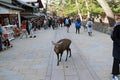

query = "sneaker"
29;36;32;38
33;35;36;38
112;75;118;80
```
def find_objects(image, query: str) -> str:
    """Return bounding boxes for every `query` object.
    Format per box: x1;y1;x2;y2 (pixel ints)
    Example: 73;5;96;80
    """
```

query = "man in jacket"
65;17;71;33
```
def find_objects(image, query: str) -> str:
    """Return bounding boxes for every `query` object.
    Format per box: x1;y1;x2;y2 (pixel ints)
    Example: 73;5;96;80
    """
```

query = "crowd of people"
0;15;95;52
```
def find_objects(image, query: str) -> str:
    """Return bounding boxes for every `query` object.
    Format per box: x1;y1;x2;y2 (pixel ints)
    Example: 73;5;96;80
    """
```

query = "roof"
36;0;44;8
0;1;24;10
14;0;36;8
26;0;43;8
21;13;45;19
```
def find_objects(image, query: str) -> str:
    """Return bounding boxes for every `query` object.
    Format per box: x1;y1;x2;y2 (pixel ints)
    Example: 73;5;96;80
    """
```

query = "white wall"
0;0;11;3
0;7;10;14
0;6;19;14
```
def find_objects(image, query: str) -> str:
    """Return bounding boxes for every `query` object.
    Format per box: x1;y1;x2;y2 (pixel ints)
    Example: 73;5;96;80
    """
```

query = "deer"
52;38;71;66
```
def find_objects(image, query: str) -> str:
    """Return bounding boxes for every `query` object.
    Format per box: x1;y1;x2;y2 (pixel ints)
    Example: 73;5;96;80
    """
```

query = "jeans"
0;37;2;51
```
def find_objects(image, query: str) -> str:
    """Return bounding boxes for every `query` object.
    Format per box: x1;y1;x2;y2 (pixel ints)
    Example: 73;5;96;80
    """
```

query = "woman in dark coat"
75;18;81;34
0;23;3;51
111;22;120;80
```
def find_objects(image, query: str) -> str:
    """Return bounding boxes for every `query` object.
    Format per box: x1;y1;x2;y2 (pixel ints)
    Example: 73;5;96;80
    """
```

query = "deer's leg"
60;53;63;62
65;49;68;61
57;54;59;66
69;48;71;57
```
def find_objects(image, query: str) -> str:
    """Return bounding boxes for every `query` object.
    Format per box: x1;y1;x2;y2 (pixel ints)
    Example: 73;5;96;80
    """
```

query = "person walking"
48;17;52;28
0;23;3;51
20;21;28;39
65;17;71;33
28;20;32;38
26;20;30;35
51;18;55;30
111;21;120;80
28;20;36;38
32;20;37;31
75;18;81;34
86;18;93;36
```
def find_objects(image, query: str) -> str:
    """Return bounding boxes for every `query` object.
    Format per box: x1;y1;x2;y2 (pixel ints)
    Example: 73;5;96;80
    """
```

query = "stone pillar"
18;12;21;28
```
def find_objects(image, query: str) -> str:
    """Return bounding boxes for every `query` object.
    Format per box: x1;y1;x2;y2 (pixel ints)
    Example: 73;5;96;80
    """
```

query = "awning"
21;14;39;19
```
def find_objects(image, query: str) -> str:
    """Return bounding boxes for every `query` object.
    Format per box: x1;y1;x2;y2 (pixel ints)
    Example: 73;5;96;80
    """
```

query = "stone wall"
92;22;112;35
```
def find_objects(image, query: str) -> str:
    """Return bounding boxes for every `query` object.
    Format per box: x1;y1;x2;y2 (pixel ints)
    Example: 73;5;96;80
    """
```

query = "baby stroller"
2;34;12;50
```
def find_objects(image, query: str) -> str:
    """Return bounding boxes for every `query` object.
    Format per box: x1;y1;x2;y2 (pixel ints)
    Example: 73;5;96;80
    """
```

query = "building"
0;0;44;41
0;0;23;27
0;0;44;26
26;0;44;17
12;0;44;20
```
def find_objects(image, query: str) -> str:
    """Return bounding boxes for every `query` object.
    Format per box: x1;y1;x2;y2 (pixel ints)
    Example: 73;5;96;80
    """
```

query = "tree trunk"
85;0;90;18
76;0;82;21
96;0;115;27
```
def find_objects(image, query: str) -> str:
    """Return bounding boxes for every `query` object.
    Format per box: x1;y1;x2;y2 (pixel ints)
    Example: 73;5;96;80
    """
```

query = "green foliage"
48;0;120;17
113;6;120;13
63;3;78;16
108;1;120;13
90;3;104;15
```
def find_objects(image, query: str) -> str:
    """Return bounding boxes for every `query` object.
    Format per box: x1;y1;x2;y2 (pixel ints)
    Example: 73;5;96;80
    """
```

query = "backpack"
0;28;3;35
65;19;69;25
87;21;92;28
75;21;81;27
88;25;91;28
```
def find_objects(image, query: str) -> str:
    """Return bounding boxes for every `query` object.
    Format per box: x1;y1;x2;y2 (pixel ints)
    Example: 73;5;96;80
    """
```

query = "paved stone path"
0;24;114;80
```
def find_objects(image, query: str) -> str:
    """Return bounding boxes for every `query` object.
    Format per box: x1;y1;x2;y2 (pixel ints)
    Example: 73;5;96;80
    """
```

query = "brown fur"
52;38;71;66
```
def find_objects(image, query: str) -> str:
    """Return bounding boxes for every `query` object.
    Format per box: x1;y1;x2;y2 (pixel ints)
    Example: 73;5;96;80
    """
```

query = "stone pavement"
0;24;114;80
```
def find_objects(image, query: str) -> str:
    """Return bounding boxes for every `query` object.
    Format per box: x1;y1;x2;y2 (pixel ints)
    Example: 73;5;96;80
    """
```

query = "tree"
48;0;117;27
108;0;120;13
76;0;82;20
96;0;115;27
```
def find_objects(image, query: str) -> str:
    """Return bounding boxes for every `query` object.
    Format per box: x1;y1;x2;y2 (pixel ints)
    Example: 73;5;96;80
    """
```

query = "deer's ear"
52;41;60;46
58;41;63;44
51;41;56;45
